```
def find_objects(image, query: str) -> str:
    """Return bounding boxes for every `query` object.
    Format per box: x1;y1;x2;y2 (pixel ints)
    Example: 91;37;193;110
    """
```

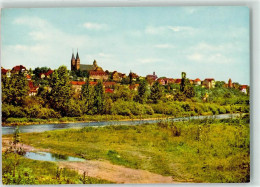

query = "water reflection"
24;151;85;162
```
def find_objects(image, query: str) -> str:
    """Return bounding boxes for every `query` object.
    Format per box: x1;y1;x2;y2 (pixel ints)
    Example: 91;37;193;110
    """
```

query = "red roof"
194;78;201;82
175;79;182;84
105;88;114;93
26;74;31;79
240;85;248;89
71;81;86;85
103;82;116;87
28;80;38;92
89;70;107;76
45;70;54;76
89;81;98;86
129;84;139;90
204;78;215;82
129;72;139;78
1;68;8;74
12;65;26;72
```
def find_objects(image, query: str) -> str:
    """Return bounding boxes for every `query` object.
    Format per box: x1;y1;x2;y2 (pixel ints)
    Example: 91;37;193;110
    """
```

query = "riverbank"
7;117;249;183
2;112;245;127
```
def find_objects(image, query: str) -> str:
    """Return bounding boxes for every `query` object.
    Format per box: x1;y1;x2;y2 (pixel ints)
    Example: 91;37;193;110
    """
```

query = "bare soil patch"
59;160;178;184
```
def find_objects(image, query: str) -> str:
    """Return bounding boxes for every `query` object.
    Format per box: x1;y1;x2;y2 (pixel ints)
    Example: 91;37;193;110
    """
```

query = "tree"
215;81;225;88
81;79;94;113
2;73;29;106
49;66;72;116
180;72;186;92
179;72;195;99
93;80;105;114
33;67;50;78
150;81;164;103
136;79;148;104
184;84;195;98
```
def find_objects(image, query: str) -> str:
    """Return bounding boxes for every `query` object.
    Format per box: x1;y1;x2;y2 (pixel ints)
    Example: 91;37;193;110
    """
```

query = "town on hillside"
1;51;249;97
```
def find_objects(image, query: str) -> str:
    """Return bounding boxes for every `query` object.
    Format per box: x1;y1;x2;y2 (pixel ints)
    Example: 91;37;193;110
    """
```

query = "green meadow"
5;117;250;183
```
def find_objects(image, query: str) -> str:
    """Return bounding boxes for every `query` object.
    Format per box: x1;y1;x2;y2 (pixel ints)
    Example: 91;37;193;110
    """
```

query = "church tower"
71;51;76;71
75;50;80;70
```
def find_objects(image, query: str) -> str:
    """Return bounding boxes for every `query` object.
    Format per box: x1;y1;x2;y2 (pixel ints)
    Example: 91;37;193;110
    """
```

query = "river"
2;113;241;135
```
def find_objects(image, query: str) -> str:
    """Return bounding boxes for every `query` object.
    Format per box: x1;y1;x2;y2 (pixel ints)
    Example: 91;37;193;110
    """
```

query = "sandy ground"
59;160;177;184
2;137;49;152
2;137;178;184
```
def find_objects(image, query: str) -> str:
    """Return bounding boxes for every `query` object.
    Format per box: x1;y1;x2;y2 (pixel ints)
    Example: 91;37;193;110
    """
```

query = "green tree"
184;84;195;98
215;81;225;88
2;73;29;106
150;81;164;103
33;67;50;78
81;79;94;113
49;66;72;116
136;79;148;104
93;80;105;114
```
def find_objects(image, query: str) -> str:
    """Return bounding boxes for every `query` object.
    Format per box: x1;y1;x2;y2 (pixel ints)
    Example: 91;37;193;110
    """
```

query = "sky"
1;7;250;85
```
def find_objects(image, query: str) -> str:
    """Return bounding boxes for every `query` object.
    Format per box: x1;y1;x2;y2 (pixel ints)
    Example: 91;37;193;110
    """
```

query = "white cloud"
145;25;196;35
82;22;107;30
168;26;195;32
188;53;203;61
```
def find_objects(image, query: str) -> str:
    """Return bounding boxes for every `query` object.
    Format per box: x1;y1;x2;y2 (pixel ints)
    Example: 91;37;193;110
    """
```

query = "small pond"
24;151;85;162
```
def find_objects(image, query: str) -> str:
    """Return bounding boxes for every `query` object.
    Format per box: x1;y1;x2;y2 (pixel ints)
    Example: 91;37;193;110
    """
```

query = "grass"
12;117;250;183
2;113;166;126
2;152;112;184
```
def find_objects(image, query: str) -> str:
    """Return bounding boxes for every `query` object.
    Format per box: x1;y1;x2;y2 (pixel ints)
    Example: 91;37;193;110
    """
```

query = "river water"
2;113;241;135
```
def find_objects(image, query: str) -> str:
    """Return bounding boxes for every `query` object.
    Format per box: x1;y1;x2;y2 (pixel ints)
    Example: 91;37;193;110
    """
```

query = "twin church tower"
71;50;80;71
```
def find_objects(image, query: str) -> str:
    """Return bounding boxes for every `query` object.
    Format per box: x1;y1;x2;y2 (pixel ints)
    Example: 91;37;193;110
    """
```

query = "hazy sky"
1;7;249;85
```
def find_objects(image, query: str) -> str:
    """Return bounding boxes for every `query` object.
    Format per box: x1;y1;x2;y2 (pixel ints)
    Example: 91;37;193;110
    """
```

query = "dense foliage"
1;66;249;124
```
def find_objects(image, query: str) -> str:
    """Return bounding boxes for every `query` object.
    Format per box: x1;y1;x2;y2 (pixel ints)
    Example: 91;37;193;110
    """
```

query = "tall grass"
16;117;250;183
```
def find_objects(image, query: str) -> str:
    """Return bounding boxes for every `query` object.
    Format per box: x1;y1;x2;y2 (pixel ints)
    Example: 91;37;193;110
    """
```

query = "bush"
218;106;226;114
2;104;27;120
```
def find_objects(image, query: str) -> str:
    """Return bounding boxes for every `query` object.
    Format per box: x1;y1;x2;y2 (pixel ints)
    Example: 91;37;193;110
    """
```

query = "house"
103;81;116;88
167;78;175;84
202;78;215;89
71;81;86;94
129;72;139;82
40;70;54;79
240;85;248;94
89;70;108;81
146;72;158;85
28;80;39;96
193;78;201;86
189;79;194;84
11;65;27;74
112;71;126;82
26;74;31;80
105;88;114;93
157;78;166;85
1;67;11;77
129;84;139;91
174;79;182;84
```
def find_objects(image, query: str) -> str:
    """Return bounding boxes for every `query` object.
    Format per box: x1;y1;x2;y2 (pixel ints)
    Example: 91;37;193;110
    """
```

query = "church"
71;51;108;80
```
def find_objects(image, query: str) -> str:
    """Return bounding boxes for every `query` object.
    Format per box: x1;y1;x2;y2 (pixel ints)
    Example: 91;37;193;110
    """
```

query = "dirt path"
59;160;178;184
2;137;49;152
2;138;178;184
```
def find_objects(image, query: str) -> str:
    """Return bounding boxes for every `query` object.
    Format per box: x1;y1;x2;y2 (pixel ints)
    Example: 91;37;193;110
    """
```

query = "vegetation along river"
2;113;241;135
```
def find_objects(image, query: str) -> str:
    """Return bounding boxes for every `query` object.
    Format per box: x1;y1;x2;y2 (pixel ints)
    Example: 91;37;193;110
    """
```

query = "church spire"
71;49;75;60
76;48;79;59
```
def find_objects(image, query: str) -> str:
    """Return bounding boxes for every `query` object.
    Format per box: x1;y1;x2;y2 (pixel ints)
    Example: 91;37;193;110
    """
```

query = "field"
2;117;250;184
